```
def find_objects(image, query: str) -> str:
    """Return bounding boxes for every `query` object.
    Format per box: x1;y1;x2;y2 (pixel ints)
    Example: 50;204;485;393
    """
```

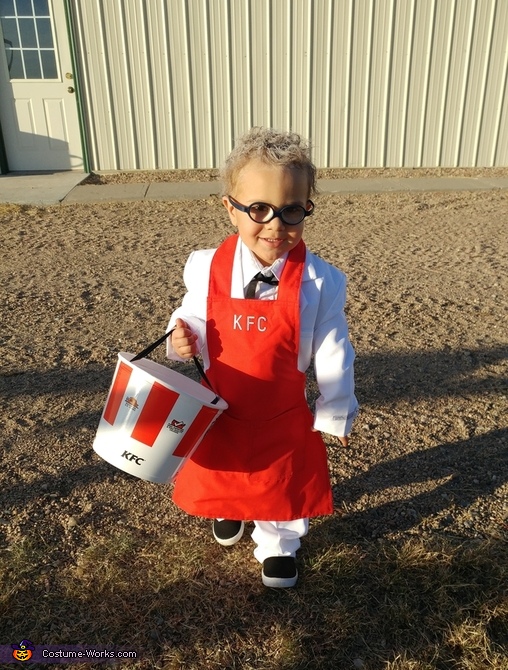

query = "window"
1;0;58;79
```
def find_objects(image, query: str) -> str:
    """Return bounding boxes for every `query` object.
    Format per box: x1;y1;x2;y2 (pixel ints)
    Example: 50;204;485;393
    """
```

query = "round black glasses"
228;196;314;226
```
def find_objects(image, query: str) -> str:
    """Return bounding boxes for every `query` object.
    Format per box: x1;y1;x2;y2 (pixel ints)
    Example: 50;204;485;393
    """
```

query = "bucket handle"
130;330;221;405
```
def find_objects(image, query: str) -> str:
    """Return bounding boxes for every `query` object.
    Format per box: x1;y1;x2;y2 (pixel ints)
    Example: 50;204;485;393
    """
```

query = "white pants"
252;519;309;563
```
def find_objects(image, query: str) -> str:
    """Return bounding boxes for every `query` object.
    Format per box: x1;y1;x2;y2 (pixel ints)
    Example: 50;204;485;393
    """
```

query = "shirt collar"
243;243;287;282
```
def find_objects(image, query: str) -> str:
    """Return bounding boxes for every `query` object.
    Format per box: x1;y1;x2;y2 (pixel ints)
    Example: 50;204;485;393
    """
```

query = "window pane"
0;0;16;17
34;0;49;16
15;0;34;17
41;49;57;78
1;17;20;46
36;17;53;48
18;18;37;47
23;49;41;78
8;49;24;78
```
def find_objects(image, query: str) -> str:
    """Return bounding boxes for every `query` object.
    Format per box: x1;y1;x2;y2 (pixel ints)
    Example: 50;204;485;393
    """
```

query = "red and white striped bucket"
93;353;227;483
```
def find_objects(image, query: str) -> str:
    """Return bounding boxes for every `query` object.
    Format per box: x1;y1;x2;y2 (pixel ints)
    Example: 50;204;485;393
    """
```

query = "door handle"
67;87;75;94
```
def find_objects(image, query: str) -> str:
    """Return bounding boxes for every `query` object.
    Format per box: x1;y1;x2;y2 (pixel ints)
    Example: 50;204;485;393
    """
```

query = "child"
167;127;358;588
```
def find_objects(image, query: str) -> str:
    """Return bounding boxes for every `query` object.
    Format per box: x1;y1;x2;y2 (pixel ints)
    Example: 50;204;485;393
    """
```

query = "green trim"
63;0;90;173
0;117;9;174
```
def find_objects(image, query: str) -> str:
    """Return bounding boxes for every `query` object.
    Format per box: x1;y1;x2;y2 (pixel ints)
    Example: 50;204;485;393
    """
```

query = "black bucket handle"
130;329;220;405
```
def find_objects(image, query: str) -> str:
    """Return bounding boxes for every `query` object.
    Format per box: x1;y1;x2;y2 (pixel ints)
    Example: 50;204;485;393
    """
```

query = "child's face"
222;160;312;267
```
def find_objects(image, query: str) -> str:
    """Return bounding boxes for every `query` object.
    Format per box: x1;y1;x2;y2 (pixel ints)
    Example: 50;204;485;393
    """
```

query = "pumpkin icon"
11;639;34;662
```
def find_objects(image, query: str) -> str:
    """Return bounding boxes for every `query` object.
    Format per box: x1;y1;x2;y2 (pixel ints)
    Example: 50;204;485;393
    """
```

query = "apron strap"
209;234;306;299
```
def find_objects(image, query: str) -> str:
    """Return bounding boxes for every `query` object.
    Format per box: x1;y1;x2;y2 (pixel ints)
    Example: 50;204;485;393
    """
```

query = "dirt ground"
1;181;507;569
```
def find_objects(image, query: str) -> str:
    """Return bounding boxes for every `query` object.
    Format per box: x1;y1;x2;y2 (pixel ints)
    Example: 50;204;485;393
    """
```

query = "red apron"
172;234;333;521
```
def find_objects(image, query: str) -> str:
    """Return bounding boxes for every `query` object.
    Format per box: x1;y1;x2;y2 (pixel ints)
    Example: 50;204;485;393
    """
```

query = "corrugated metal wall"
69;0;508;171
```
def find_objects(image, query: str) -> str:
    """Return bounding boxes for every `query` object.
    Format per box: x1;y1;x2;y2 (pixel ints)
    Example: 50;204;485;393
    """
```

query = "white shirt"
167;238;359;437
241;246;286;300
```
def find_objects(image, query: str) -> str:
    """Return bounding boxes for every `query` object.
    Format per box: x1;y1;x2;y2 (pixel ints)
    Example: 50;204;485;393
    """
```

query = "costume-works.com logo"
11;640;34;662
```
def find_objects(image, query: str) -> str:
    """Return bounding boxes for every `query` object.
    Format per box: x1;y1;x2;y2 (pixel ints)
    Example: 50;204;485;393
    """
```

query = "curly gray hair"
220;127;317;197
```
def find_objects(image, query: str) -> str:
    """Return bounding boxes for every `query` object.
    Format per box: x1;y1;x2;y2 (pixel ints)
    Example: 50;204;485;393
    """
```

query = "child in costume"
167;127;358;588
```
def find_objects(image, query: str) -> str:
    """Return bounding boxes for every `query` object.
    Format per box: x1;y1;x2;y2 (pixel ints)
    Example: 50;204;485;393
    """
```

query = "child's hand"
171;318;198;359
311;428;349;447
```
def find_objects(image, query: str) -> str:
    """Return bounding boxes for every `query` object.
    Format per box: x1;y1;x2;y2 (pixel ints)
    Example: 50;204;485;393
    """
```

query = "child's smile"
223;160;312;266
260;237;285;247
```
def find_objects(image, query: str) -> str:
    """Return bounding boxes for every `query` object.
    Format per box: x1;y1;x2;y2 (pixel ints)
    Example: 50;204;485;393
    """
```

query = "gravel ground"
1;181;507;565
81;166;508;184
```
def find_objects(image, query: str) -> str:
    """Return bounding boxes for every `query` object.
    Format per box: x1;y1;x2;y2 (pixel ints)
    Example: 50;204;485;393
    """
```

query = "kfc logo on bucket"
121;450;145;465
124;396;139;410
167;419;186;434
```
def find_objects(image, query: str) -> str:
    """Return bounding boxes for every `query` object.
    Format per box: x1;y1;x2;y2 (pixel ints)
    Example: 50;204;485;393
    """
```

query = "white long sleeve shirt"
167;238;359;437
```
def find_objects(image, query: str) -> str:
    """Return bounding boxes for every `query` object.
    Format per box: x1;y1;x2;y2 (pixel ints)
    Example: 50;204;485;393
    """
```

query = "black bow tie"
245;271;279;298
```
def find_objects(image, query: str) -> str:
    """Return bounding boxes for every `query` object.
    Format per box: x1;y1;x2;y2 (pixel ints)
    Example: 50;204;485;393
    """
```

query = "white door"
0;0;83;171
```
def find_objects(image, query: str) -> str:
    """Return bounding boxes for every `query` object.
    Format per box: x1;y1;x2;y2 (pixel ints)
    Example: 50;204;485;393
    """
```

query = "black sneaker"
212;520;244;546
262;556;298;588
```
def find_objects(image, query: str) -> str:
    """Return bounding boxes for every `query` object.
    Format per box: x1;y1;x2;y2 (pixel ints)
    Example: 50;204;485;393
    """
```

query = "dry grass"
1;525;506;669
